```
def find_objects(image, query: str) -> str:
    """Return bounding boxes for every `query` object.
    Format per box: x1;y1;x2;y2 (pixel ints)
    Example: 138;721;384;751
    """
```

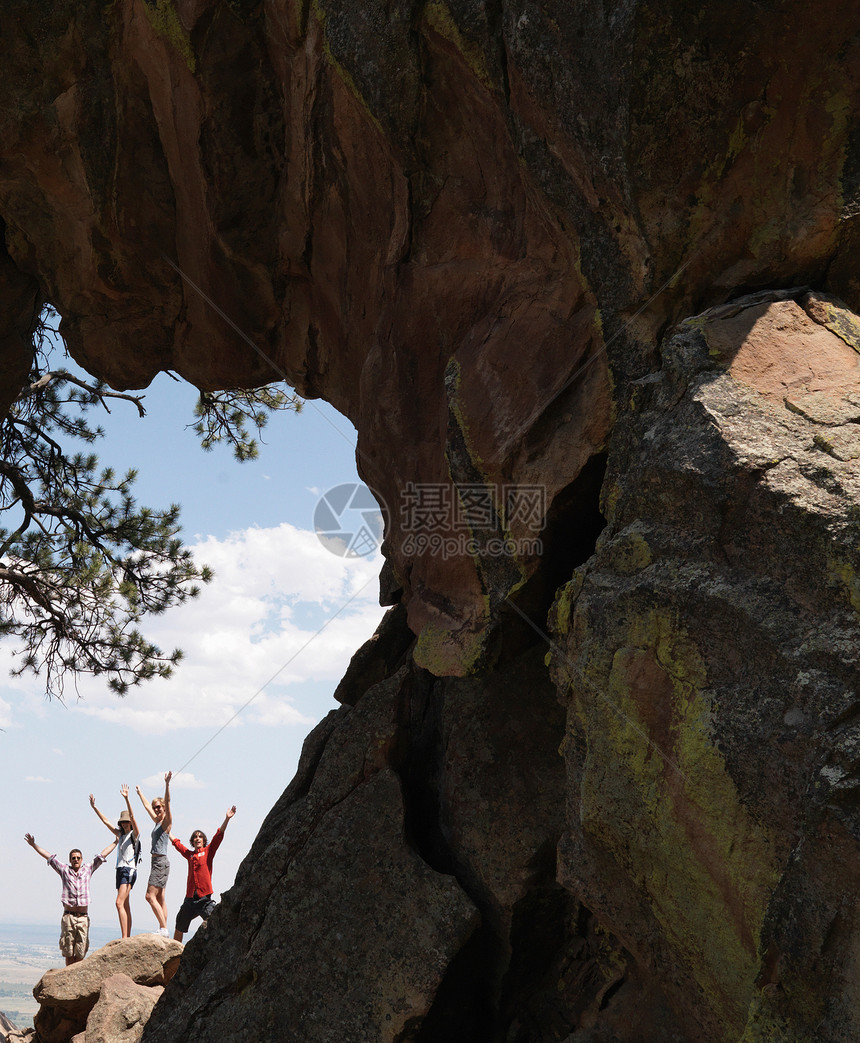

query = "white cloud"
25;775;51;783
245;693;319;728
2;522;387;736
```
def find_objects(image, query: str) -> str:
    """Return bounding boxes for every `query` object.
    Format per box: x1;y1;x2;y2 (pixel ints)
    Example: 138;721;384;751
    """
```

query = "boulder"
33;937;181;1043
143;668;481;1041
4;1029;36;1043
72;975;162;1043
0;1011;18;1039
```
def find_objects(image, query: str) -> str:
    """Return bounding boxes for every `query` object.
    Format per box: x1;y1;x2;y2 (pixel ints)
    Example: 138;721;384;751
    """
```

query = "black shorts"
175;894;216;933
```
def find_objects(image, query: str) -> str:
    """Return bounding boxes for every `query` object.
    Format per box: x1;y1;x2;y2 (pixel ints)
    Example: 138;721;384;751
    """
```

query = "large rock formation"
1;1;859;1040
550;289;860;1040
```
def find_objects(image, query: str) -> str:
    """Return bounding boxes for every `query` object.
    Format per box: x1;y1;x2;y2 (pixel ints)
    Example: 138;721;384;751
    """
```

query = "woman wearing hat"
90;785;141;938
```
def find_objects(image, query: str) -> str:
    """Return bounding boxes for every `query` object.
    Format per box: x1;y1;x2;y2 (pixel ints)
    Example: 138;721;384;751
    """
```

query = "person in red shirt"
169;805;236;942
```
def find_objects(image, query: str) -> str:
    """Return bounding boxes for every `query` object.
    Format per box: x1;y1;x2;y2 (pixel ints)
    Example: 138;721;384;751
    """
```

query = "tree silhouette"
0;307;299;697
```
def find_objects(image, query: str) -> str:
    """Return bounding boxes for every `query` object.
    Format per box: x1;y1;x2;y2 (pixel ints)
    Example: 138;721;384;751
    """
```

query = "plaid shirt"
48;853;107;909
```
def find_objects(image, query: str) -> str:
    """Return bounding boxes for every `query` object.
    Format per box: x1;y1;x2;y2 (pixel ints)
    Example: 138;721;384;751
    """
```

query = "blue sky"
0;368;386;932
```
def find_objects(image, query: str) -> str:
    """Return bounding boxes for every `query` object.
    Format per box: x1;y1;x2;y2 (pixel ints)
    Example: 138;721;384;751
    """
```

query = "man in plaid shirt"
25;832;117;965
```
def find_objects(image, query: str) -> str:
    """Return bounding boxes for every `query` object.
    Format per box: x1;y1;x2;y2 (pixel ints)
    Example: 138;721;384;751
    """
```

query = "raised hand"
25;833;51;861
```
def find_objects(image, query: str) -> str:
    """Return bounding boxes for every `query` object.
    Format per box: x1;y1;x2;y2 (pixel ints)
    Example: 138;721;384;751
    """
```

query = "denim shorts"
116;866;138;890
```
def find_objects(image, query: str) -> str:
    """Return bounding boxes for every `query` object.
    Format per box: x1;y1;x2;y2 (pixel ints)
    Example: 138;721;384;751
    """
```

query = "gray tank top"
151;823;170;857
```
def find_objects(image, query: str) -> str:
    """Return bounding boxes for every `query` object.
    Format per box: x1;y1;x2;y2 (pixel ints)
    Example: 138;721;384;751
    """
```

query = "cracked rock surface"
550;290;860;1041
0;2;859;1040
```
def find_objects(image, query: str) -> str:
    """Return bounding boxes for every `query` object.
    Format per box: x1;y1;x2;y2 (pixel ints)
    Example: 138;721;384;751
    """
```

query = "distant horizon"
0;920;147;1028
0;921;203;946
0;919;192;932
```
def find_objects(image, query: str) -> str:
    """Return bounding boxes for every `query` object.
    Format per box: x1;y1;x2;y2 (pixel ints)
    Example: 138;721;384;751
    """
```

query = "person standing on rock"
169;805;236;942
24;832;117;965
89;786;141;939
136;771;173;937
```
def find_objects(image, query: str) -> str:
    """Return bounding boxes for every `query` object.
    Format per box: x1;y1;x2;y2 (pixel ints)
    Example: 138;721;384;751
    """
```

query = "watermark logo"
314;483;386;558
401;530;543;560
315;481;545;561
401;482;545;532
400;482;545;561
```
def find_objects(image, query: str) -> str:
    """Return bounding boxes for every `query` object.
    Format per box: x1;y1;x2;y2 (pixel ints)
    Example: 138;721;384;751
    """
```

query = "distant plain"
0;922;134;1028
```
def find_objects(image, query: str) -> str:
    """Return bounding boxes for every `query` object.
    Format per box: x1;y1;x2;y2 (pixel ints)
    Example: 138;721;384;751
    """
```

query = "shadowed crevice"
499;451;607;660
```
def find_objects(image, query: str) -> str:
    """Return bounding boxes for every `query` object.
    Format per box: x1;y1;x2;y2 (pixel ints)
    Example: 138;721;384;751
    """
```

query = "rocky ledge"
5;936;181;1043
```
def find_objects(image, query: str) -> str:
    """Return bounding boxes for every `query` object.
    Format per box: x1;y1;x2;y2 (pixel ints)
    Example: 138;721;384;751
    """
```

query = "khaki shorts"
59;912;90;960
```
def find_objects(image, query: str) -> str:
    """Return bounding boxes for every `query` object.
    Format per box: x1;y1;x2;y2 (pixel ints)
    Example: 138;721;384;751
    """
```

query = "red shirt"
172;828;224;897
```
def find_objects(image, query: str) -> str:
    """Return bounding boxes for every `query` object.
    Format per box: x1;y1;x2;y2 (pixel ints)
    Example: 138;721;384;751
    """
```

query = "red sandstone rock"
1;4;860;1041
3;1;856;671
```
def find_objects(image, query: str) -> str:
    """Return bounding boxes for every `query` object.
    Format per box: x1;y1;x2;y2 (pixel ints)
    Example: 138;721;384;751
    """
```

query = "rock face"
2;0;858;672
1;2;859;1041
550;289;860;1041
143;647;587;1041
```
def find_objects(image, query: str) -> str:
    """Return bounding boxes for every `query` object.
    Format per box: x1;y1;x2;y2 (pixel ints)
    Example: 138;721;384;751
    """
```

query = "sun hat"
118;809;132;824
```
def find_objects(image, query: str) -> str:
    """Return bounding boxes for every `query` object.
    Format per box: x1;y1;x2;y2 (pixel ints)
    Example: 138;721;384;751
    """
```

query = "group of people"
25;772;237;965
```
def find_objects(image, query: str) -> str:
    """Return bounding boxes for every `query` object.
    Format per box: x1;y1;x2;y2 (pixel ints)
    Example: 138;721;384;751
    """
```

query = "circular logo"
314;483;386;558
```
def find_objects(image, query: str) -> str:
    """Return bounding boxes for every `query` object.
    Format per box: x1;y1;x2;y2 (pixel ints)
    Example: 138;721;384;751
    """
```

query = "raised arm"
135;784;156;823
162;771;173;833
219;805;237;834
25;833;51;861
120;784;140;838
89;794;117;835
99;837;119;860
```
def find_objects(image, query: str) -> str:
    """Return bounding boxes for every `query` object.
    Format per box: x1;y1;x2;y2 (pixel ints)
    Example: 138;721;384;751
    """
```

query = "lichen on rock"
1;1;860;1040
